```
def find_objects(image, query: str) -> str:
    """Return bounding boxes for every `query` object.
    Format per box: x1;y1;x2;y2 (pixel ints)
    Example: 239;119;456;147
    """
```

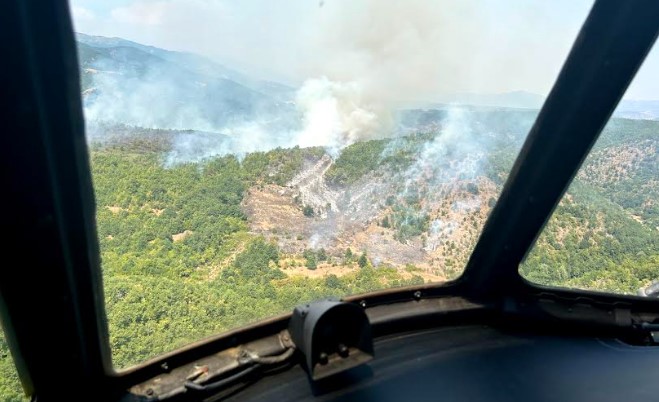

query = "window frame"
460;0;659;301
1;0;658;400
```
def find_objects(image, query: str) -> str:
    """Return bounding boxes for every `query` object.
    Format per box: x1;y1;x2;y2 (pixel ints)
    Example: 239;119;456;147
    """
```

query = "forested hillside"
89;140;427;367
91;114;657;370
521;118;658;293
1;115;656;401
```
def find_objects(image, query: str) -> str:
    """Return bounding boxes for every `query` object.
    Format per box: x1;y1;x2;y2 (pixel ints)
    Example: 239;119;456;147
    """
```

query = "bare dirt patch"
106;205;127;214
172;230;193;242
281;259;356;279
242;155;501;280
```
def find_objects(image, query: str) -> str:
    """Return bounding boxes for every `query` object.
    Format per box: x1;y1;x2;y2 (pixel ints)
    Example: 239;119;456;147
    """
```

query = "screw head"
413;290;422;301
338;344;349;358
319;352;329;365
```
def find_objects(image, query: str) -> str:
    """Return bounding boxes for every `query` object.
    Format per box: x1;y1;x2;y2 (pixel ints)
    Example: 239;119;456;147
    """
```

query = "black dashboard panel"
228;325;659;402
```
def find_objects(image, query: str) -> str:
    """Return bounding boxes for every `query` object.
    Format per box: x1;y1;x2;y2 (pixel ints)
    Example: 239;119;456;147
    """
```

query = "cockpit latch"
289;299;374;381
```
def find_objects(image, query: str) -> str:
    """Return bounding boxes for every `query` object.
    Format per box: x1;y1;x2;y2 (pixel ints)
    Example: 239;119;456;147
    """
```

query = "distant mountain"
76;33;295;131
433;90;659;120
438;90;546;110
76;33;659;134
614;100;659;120
77;33;294;98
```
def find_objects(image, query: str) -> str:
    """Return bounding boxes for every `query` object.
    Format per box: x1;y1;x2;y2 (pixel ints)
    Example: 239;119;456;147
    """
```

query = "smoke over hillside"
77;0;616;172
80;0;567;163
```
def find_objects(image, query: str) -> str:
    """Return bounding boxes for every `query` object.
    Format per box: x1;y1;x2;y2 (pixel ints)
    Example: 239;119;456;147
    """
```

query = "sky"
69;0;658;100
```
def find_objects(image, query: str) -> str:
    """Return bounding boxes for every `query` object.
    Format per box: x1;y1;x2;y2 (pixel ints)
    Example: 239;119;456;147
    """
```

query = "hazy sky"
70;0;658;100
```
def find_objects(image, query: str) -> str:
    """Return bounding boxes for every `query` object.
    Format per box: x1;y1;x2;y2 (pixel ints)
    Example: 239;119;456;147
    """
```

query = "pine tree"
358;252;368;268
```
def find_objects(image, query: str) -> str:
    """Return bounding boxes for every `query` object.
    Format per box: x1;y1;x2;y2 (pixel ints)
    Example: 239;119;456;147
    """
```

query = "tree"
303;249;317;270
344;248;354;263
303;205;314;217
466;182;479;195
325;274;342;289
358;252;368;268
305;257;317;270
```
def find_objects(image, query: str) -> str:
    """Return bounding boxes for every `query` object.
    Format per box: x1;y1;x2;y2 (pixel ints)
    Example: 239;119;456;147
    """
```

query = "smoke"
425;218;458;251
293;77;392;153
158;74;392;164
282;0;494;152
400;107;486;192
82;57;394;161
83;62;219;132
452;199;481;213
161;121;302;166
79;1;461;156
81;0;582;165
83;71;393;163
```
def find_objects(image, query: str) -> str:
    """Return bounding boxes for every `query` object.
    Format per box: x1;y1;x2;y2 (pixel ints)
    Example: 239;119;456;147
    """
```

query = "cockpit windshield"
59;0;657;371
4;2;659;401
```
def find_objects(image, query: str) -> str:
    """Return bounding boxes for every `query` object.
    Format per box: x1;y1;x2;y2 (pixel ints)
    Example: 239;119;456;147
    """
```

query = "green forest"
90;143;426;369
521;118;658;293
1;116;657;401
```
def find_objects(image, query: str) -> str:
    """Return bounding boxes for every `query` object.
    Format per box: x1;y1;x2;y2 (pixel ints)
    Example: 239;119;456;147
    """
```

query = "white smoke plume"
284;0;491;152
83;59;219;132
81;0;584;164
294;77;389;152
398;107;486;194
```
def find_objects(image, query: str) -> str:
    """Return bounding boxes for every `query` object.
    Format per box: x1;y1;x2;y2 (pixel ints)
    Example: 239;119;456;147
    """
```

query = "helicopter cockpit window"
69;0;593;368
521;43;659;296
0;325;26;401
